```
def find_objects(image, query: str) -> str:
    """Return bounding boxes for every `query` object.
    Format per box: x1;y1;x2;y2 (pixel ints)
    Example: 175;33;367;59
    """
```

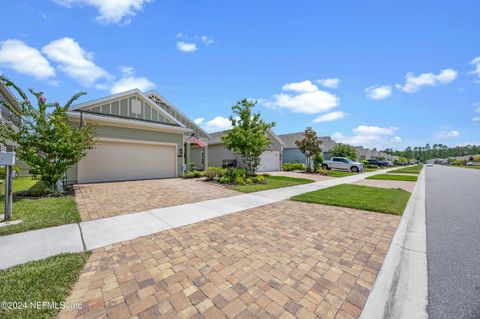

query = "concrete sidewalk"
0;167;396;270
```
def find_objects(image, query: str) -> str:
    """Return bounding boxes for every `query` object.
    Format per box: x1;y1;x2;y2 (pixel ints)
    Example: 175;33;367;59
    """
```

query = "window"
333;158;341;162
131;99;142;115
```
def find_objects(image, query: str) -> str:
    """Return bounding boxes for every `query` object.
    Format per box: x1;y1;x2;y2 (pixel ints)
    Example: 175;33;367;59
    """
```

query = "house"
0;80;21;152
279;132;336;164
208;129;284;172
65;89;210;184
355;146;372;160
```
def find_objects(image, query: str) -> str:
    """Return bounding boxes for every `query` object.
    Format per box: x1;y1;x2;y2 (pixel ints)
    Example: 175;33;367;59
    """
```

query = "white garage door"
78;140;177;183
257;151;280;172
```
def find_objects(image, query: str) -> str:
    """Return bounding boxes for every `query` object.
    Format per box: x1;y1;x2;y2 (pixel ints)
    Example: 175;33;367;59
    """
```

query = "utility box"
0;152;15;166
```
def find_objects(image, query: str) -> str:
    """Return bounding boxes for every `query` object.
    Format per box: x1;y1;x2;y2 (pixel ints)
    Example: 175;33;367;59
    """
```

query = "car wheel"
321;164;329;170
351;166;359;173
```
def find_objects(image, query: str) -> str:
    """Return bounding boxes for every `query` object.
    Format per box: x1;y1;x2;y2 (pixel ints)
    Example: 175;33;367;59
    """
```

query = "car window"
342;159;349;163
333;158;341;162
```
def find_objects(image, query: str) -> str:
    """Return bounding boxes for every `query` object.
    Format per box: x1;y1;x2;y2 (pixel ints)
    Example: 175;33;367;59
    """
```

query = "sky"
1;0;480;150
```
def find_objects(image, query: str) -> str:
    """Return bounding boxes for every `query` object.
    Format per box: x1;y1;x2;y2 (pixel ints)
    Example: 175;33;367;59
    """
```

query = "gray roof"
209;131;225;145
209;129;285;146
278;132;336;151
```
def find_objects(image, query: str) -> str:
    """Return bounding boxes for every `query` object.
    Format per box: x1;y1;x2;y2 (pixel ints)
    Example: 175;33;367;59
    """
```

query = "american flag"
188;134;206;148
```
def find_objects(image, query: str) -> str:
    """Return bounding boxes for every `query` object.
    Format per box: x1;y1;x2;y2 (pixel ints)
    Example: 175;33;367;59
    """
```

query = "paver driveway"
74;178;239;221
60;200;399;319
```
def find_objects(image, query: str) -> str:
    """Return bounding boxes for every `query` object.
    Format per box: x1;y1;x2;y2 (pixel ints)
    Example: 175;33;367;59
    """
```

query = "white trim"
77;138;179;182
66;111;192;134
146;90;211;139
70;89;185;128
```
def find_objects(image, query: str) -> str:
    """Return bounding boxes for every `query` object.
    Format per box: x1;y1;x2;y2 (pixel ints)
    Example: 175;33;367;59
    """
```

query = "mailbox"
0;152;15;166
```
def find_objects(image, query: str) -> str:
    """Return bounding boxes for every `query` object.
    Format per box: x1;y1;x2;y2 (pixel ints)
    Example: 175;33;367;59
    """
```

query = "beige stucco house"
65;89;210;184
208;129;285;172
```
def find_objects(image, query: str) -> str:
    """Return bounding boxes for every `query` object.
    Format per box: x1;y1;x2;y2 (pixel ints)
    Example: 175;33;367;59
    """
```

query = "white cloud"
201;35;214;45
110;66;155;94
0;39;55;80
176;41;197;53
470;56;480;77
365;85;392;100
195;116;232;132
313;111;346;123
472;117;480;125
53;0;152;25
332;125;401;149
317;78;340;89
42;37;112;86
474;102;480;113
435;130;460;139
194;118;204;125
353;125;397;135
396;69;458;93
282;80;318;93
265;80;339;114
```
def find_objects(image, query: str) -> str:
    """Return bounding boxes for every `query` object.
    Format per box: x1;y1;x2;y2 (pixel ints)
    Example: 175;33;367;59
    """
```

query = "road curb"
360;168;428;319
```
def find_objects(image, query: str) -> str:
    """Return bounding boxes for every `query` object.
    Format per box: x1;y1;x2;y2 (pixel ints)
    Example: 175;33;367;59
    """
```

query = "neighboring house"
65;89;210;184
208;129;284;172
428;158;448;164
0;80;21;152
279;132;336;164
355;146;371;160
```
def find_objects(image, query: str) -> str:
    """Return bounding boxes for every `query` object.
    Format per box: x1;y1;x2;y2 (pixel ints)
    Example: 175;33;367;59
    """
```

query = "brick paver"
74;178;240;221
352;179;415;192
59;200;399;319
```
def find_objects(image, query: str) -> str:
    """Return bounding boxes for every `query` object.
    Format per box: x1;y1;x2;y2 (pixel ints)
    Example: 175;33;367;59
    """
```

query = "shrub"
218;175;231;184
314;168;328;175
255;175;266;183
366;164;378;169
313;153;324;170
0;165;21;178
184;170;205;178
234;176;245;185
206;166;226;178
225;168;246;180
361;160;368;165
245;177;253;184
262;172;271;177
282;163;306;171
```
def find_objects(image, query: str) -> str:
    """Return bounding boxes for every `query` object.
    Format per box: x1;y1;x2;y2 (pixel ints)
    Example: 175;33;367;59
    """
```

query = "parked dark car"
367;159;390;167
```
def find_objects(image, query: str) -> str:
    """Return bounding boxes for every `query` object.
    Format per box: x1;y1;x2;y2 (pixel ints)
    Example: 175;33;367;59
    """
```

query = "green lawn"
231;175;314;193
325;170;357;177
388;164;423;174
0;177;80;236
367;174;418;182
291;184;411;215
0;252;90;319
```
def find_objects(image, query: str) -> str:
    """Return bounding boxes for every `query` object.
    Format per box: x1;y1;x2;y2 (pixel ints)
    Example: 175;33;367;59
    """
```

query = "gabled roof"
209;129;285;146
278;132;304;149
145;90;211;139
279;132;336;150
70;89;185;128
0;80;21;113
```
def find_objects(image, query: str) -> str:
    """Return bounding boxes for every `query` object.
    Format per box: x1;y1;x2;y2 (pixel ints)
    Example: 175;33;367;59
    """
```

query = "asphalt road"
426;165;480;319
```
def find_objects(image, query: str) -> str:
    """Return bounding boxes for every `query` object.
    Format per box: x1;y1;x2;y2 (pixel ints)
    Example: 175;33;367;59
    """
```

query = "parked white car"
322;157;364;172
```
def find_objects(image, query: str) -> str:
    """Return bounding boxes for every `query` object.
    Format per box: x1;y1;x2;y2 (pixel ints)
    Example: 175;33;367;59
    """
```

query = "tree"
0;76;96;190
295;127;322;172
330;143;357;161
221;99;275;176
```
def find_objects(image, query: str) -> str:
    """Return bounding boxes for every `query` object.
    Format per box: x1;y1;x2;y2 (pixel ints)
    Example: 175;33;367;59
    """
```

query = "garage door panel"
78;141;176;183
258;151;280;172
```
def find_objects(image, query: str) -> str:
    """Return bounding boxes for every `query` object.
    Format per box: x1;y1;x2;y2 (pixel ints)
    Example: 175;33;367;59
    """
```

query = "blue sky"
1;0;479;149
